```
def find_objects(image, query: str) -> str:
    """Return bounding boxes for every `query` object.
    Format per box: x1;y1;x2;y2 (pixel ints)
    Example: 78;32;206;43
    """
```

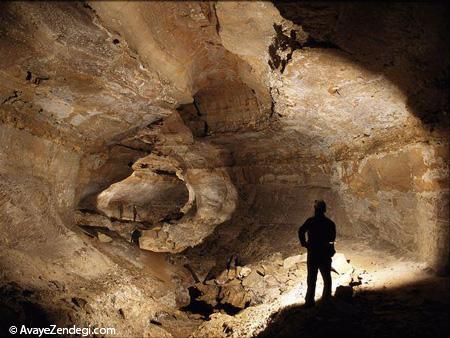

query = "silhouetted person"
298;200;336;307
133;205;138;222
131;229;141;245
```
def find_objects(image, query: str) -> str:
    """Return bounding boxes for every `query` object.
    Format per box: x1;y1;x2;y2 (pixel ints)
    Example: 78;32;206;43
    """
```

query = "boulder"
97;233;113;243
238;266;252;278
264;275;280;288
215;270;229;285
242;270;264;290
219;284;250;309
334;285;353;301
332;253;353;275
196;283;220;307
283;254;307;270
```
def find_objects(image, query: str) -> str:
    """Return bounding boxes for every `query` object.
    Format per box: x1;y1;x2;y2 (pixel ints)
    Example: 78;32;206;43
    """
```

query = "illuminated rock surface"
0;2;448;337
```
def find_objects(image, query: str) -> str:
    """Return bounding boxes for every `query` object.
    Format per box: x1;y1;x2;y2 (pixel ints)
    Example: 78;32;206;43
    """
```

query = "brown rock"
219;284;251;309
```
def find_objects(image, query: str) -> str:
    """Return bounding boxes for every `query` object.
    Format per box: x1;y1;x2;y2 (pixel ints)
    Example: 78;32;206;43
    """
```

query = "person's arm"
330;221;336;243
298;220;309;248
328;220;337;257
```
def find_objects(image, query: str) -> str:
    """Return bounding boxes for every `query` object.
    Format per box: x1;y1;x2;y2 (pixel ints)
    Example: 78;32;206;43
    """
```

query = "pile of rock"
186;251;363;317
186;252;306;315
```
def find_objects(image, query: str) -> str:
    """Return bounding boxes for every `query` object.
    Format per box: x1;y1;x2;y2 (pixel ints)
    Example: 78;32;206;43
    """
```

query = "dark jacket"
298;214;336;257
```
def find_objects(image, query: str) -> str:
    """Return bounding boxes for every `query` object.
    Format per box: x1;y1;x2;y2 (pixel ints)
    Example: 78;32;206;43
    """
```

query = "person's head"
314;200;326;215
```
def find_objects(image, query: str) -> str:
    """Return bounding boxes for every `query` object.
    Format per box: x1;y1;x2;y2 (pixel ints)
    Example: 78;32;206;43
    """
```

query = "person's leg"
305;256;319;306
319;257;332;300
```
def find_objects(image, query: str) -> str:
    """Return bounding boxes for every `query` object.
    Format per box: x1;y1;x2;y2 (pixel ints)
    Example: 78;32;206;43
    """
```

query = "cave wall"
0;124;117;290
75;145;147;210
0;3;199;335
0;126;80;216
195;81;266;133
0;111;191;338
202;2;449;271
223;136;351;233
0;2;449;325
332;141;449;271
269;46;449;270
0;2;449;336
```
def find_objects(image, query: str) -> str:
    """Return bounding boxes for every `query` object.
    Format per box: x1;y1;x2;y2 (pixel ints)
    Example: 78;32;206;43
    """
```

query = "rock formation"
0;2;448;337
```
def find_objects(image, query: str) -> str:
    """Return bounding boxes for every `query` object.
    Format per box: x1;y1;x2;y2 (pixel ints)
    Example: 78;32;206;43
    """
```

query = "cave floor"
2;230;446;338
186;239;449;338
257;276;449;338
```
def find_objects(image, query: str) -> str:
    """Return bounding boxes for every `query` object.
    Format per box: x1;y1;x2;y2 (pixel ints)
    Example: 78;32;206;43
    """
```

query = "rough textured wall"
0;121;193;337
0;2;176;147
1;4;449;330
0;126;80;216
332;142;449;271
268;45;448;270
90;1;272;112
206;2;449;271
0;3;202;336
271;3;449;271
0;2;449;336
195;81;265;133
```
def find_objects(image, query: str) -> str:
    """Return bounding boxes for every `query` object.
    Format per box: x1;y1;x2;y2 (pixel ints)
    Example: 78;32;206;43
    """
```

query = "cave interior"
0;2;449;337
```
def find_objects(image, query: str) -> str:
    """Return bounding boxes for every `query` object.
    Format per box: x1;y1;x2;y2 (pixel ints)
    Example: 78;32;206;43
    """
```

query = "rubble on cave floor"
182;251;367;333
184;247;448;338
70;214;447;338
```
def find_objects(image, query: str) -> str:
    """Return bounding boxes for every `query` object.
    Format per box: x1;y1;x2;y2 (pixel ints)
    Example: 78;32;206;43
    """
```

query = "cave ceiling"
1;2;448;156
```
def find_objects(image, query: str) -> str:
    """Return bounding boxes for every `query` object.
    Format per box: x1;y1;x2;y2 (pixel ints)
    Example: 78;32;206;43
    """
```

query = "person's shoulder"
324;216;336;225
300;217;314;227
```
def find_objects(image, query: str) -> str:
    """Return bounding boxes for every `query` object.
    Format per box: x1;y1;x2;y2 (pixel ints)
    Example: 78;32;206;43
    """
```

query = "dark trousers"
305;252;332;304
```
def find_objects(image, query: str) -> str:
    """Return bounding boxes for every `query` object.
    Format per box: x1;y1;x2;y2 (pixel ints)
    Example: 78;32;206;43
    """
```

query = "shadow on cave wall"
272;2;450;134
257;277;449;338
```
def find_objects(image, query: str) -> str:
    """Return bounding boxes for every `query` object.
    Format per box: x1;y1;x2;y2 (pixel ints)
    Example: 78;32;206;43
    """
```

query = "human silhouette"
298;200;336;307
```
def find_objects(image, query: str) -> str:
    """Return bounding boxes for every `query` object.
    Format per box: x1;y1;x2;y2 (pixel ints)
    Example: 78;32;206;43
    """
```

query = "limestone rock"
196;283;220;308
238;267;252;279
97;233;113;243
332;253;354;275
283;254;307;270
219;284;251;309
0;2;448;338
242;270;264;290
215;270;230;285
227;268;237;281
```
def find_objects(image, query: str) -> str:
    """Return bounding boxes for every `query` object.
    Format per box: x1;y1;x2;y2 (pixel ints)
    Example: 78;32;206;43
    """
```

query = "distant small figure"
298;200;336;307
131;229;142;245
133;205;138;222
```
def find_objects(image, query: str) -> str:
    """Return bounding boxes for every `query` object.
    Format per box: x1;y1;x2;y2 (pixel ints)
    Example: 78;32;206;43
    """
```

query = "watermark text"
9;325;116;337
